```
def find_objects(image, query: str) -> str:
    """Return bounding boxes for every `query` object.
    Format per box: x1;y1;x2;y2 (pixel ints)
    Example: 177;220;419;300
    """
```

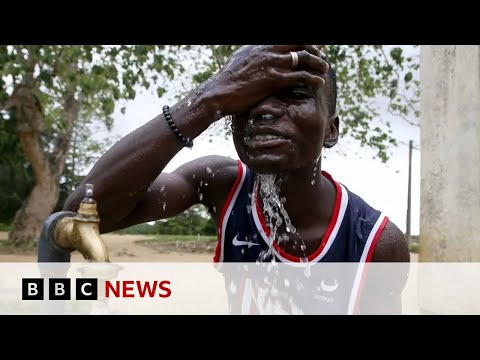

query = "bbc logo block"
76;279;98;300
22;278;44;300
49;279;71;300
22;278;98;300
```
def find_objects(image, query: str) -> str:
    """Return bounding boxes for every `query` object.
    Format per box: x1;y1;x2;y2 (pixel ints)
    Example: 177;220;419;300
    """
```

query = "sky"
94;46;421;235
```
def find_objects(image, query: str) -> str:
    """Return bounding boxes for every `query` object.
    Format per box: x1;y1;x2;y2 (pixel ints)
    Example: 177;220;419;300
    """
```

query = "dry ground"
0;231;214;262
0;231;418;262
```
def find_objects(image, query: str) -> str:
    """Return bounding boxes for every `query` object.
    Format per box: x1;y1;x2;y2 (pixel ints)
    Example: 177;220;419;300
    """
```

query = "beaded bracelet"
162;105;193;148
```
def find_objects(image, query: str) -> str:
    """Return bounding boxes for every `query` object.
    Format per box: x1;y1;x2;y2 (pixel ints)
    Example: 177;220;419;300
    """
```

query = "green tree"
54;118;120;213
0;111;34;224
0;45;182;245
155;205;215;236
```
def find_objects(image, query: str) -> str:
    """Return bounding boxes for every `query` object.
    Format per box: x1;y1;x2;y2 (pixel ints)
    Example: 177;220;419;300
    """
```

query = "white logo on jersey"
232;235;259;248
320;279;339;292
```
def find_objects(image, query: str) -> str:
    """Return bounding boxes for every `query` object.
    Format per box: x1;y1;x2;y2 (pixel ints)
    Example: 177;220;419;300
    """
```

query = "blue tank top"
213;161;389;314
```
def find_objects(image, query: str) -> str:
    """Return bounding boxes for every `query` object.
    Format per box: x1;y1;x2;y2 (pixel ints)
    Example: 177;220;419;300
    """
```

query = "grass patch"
0;239;38;255
143;234;217;244
0;223;11;232
137;234;218;254
409;242;419;253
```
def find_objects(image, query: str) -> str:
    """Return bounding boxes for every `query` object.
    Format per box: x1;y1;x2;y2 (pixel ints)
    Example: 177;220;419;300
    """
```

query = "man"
63;45;410;314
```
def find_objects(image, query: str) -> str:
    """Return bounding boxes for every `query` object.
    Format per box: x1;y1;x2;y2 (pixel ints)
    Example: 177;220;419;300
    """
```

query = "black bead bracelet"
162;105;193;148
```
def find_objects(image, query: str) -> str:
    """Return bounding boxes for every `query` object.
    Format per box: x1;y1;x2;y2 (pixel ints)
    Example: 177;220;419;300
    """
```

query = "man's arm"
63;45;328;234
360;220;410;314
105;155;238;233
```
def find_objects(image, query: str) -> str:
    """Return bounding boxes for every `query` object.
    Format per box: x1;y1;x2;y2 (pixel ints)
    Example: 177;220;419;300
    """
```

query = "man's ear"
324;115;339;148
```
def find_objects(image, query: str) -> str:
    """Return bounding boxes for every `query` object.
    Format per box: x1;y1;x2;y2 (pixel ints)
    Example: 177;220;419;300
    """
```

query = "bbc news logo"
22;278;98;300
22;278;171;300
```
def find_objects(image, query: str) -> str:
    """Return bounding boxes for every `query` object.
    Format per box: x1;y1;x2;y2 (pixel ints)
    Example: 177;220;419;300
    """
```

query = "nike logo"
232;235;259;248
320;279;339;292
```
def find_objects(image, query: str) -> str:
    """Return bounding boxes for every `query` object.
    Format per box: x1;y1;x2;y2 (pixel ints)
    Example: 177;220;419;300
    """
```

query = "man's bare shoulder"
372;220;410;262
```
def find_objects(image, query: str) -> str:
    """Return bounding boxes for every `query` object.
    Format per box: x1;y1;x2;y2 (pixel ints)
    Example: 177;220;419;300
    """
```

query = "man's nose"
249;98;284;122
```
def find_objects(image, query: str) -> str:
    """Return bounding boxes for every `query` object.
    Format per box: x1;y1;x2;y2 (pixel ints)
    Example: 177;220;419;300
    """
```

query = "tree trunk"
8;81;78;246
9;180;59;246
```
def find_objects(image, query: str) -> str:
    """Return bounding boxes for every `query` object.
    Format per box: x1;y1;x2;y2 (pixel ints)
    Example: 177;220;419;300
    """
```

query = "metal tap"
53;184;109;262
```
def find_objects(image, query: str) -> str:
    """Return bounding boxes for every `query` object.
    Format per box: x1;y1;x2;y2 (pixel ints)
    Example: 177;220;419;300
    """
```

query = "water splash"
256;174;308;261
229;280;237;294
258;174;294;244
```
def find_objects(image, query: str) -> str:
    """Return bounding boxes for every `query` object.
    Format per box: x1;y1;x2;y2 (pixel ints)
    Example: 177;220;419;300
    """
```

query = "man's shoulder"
372;220;410;262
330;176;409;263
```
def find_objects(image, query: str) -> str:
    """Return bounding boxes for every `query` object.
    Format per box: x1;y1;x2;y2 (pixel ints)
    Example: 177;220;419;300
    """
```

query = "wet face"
232;84;338;174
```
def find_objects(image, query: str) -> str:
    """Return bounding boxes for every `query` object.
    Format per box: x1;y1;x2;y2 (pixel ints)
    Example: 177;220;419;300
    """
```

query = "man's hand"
205;45;330;118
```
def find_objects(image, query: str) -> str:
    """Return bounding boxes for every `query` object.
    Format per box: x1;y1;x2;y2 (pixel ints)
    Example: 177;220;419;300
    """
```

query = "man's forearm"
63;91;216;229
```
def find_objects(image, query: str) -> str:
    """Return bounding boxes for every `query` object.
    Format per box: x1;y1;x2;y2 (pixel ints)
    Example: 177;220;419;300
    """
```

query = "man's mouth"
244;134;291;148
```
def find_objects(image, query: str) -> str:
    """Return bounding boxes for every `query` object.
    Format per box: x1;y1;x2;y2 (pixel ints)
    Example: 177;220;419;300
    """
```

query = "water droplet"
163;202;166;211
200;180;203;187
160;185;166;195
304;264;311;278
300;244;306;251
284;279;289;287
212;206;216;213
192;174;196;179
199;193;203;201
229;281;237;294
187;101;192;106
311;179;315;185
246;205;252;214
205;167;212;174
240;248;245;254
286;226;291;233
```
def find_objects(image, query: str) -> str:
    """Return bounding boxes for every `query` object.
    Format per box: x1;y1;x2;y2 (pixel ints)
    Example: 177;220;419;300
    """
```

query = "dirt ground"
0;231;418;262
0;231;214;262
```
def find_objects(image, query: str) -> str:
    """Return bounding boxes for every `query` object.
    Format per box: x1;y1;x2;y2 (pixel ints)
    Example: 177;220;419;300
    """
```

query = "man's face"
232;84;337;174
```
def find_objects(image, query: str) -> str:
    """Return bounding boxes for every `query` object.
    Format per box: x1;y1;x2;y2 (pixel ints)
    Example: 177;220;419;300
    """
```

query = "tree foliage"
155;205;216;236
0;112;34;223
0;45;185;243
174;45;420;162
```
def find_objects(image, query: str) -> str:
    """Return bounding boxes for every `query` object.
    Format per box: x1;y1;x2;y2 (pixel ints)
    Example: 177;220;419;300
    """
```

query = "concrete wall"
420;45;480;261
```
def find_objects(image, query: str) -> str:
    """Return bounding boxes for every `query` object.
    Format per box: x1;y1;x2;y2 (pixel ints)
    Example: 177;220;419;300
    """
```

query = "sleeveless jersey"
213;160;389;314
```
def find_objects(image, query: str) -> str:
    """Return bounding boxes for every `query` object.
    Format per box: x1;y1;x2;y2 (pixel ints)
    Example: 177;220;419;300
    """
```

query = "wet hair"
321;54;337;117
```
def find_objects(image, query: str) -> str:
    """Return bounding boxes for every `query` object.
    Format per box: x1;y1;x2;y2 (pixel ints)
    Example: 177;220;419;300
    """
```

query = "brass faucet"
54;184;110;262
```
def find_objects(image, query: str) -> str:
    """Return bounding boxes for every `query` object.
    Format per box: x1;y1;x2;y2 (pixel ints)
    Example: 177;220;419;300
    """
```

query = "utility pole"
406;139;413;245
